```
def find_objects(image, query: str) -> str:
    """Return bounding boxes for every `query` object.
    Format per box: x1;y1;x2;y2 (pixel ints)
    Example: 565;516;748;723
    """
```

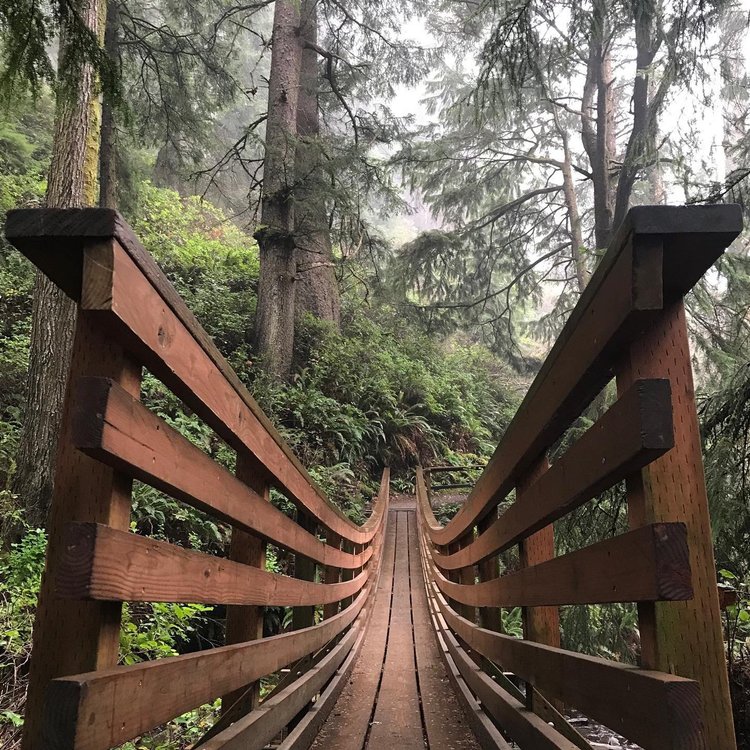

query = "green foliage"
129;182;259;367
119;601;215;665
720;568;750;660
0;527;46;655
119;701;220;750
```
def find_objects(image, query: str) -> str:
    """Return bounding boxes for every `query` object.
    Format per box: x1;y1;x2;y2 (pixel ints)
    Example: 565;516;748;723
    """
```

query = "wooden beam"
222;454;269;715
617;291;736;748
77;240;370;544
431;379;673;569
6;207;340;530
431;582;703;750
293;510;317;630
422;206;740;546
72;377;370;570
56;522;368;606
427;523;691;607
201;625;360;750
517;456;560;715
43;588;368;750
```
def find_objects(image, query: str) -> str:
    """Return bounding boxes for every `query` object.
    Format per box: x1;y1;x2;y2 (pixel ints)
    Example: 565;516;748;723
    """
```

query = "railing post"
616;288;736;748
221;454;270;715
323;531;342;619
477;512;501;634
517;456;560;715
293;509;317;629
22;242;142;750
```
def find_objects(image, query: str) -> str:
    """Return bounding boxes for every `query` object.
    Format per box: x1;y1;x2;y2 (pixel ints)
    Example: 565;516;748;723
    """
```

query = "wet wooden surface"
311;498;480;750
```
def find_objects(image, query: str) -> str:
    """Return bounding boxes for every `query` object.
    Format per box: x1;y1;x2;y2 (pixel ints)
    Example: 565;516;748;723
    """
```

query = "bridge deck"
311;497;480;750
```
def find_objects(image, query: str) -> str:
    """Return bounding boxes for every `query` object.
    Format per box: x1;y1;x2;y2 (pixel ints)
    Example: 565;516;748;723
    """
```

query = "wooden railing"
6;208;390;750
416;205;743;750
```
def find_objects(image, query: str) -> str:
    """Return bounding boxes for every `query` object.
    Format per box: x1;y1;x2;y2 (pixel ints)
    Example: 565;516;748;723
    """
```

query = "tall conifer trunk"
4;0;105;544
99;0;120;209
294;0;341;328
254;0;303;377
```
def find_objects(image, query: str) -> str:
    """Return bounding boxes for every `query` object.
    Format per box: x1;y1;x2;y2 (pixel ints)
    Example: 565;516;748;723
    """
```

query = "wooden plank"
420;206;740;546
617;294;736;748
43;587;368;750
444;630;579;750
427;523;692;607
21;258;141;750
431;379;673;569
222;455;269;715
281;489;391;750
199;624;360;750
309;511;397;750
432;584;703;750
78;239;371;544
56;523;369;606
368;512;424;748
72;376;370;571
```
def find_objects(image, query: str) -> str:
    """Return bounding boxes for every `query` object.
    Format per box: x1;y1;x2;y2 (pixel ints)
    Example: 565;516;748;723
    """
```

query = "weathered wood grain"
617;290;736;748
43;588;368;750
420;206;740;546
222;455;269;714
56;522;369;606
6;207;340;530
19;271;141;750
77;240;371;543
72;376;371;570
426;523;691;607
429;575;703;750
200;624;360;750
430;379;674;569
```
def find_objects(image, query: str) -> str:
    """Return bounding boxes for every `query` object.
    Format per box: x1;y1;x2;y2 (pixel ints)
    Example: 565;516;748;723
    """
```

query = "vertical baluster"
323;531;342;619
222;455;271;715
517;455;560;716
293;509;317;630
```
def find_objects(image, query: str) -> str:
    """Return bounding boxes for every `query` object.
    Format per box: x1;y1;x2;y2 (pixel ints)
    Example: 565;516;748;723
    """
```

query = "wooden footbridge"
6;204;742;750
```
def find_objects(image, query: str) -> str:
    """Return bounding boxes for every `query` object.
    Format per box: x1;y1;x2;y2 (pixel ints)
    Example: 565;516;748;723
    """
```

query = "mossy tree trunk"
294;0;341;329
4;0;105;545
254;0;303;378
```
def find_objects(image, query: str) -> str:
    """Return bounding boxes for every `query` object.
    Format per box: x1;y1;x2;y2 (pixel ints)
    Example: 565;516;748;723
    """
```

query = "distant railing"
416;205;743;750
6;208;390;750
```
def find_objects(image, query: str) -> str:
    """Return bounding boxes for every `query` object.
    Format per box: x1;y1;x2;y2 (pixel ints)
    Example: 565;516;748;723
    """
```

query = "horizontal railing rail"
417;205;743;750
6;208;390;750
427;205;741;548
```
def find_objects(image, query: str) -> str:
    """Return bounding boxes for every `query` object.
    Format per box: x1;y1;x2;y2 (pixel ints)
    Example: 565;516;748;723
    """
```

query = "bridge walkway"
311;497;480;750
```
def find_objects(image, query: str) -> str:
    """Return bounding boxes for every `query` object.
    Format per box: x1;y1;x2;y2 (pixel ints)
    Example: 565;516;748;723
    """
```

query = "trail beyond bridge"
5;205;743;750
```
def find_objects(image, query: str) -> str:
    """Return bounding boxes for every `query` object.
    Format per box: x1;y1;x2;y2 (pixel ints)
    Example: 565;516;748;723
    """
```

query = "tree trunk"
613;1;662;229
582;1;617;250
4;0;104;544
294;0;341;329
99;0;120;209
254;0;303;378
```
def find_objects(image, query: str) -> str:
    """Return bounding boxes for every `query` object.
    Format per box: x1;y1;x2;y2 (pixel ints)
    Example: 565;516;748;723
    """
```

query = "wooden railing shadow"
6;208;390;750
416;204;743;750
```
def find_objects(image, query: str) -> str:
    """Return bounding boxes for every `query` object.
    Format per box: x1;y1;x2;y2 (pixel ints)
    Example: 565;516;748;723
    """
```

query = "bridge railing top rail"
426;204;742;548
